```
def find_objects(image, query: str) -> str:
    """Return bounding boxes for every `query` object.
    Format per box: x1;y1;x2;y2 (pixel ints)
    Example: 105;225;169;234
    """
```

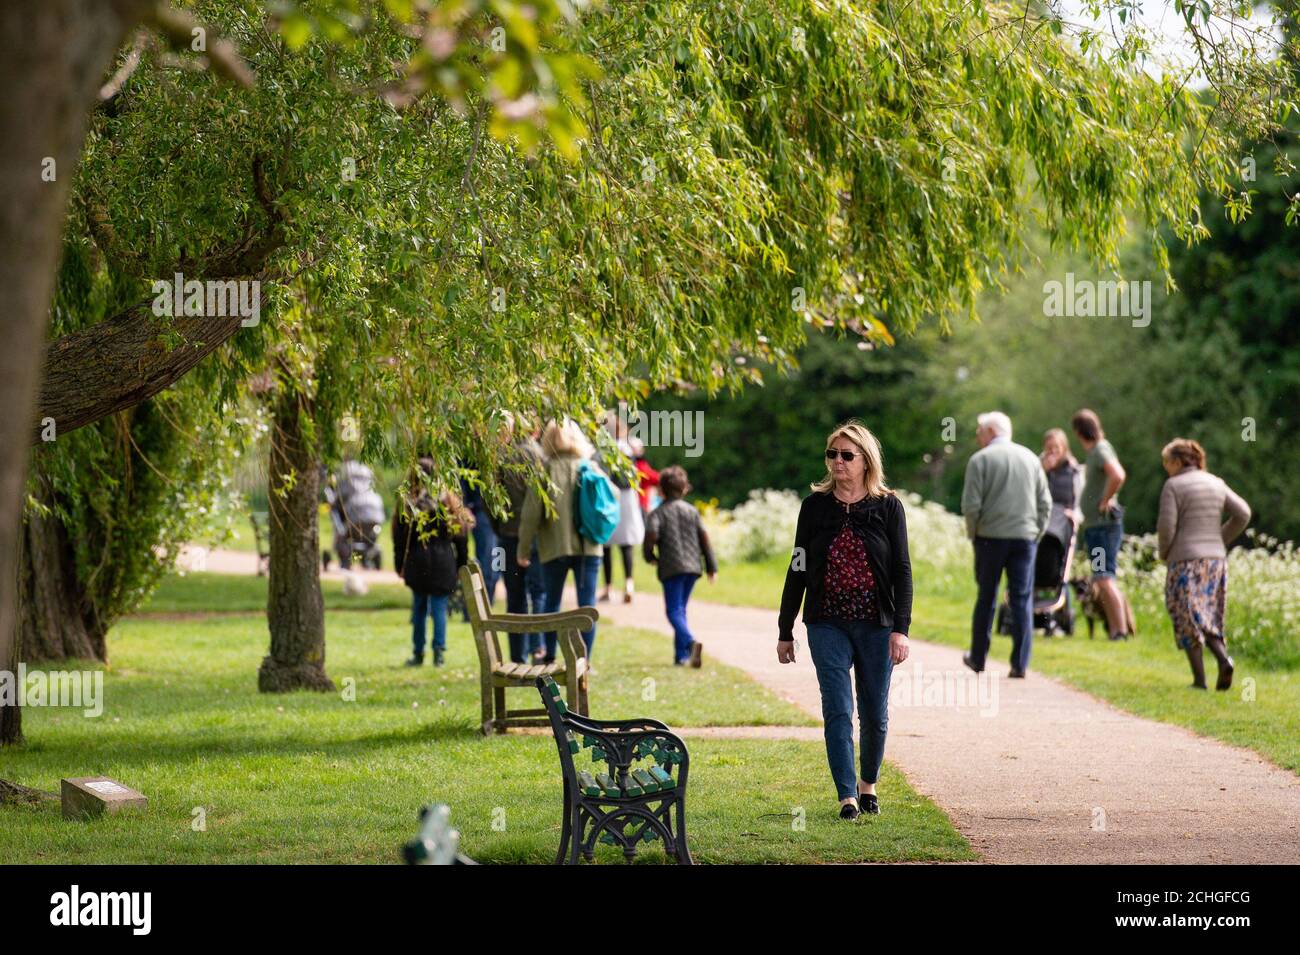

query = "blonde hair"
811;419;892;497
1042;428;1077;467
1162;437;1206;470
541;418;594;459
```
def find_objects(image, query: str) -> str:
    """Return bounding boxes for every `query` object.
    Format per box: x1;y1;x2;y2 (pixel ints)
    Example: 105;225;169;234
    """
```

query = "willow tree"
2;0;1294;745
1;0;593;745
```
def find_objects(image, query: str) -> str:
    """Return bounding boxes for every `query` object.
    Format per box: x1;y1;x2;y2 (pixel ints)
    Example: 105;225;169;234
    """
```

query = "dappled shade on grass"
1;579;971;863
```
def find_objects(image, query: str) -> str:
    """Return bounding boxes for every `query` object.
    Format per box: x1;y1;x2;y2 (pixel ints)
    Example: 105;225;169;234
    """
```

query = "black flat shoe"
404;654;424;667
858;793;880;815
839;802;860;821
1215;657;1234;691
962;652;983;673
1008;668;1026;678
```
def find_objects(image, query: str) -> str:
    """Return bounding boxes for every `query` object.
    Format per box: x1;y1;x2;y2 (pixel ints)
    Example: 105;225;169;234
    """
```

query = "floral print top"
821;523;878;622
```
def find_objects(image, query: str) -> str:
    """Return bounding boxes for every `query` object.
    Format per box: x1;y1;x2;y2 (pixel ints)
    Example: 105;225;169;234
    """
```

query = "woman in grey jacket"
1156;439;1251;690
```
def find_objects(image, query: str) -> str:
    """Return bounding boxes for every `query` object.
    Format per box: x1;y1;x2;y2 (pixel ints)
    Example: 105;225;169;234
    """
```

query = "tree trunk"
18;476;104;663
258;384;333;693
0;0;138;746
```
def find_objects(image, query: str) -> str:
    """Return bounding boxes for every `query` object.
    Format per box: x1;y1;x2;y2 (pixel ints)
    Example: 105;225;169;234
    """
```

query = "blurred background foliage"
641;121;1300;542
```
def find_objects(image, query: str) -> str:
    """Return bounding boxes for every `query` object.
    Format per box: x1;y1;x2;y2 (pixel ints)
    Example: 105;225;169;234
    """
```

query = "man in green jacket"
960;411;1052;677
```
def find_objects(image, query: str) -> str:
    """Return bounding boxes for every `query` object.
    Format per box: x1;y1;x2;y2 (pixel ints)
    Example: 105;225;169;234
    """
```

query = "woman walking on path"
517;419;603;662
1071;408;1132;640
643;465;716;666
777;420;912;821
1157;439;1251;690
393;458;472;667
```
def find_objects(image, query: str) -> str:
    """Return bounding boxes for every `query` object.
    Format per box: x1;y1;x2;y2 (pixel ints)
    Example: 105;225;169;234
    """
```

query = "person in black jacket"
778;420;913;821
393;458;472;667
487;414;548;664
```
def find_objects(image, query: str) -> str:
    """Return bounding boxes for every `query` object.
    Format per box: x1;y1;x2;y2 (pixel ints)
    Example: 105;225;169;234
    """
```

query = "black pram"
996;507;1077;638
322;459;386;570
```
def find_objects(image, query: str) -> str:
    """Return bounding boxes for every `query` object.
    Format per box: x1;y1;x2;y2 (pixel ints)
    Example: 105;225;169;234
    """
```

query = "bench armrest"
568;723;690;775
482;610;599;634
565;713;671;733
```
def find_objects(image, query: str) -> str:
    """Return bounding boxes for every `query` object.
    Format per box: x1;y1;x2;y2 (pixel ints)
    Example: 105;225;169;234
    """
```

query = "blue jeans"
465;504;499;619
1084;522;1123;578
500;536;547;663
662;573;699;663
525;546;546;654
807;620;895;800
970;536;1036;672
411;592;449;655
541;554;601;661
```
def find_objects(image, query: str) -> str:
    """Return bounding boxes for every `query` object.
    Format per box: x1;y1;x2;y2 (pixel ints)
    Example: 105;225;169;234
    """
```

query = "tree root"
257;657;335;693
0;779;58;805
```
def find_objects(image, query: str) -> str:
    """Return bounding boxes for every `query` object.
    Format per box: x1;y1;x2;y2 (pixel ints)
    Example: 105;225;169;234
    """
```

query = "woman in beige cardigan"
516;419;604;663
1156;439;1251;690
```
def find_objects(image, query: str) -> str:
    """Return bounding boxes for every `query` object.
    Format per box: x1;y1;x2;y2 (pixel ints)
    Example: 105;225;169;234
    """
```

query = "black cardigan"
778;490;913;639
392;501;469;597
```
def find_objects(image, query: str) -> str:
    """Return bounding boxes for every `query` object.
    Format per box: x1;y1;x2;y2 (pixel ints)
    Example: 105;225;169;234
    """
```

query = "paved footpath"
596;593;1300;864
192;548;1300;863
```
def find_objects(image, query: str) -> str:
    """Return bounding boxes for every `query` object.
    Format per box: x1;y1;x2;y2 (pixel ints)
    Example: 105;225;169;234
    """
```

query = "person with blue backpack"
516;419;620;663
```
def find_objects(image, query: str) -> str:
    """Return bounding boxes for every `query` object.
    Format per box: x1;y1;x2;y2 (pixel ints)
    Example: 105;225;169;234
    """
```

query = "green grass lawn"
143;569;411;614
1;574;972;864
638;553;1300;774
906;576;1300;775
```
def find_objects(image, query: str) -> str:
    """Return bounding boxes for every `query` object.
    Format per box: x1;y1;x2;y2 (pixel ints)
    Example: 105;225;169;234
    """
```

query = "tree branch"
143;1;255;88
34;300;248;443
36;156;288;443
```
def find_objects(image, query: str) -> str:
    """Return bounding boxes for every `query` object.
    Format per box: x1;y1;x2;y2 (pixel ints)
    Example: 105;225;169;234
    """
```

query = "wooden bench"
536;675;692;865
460;559;594;734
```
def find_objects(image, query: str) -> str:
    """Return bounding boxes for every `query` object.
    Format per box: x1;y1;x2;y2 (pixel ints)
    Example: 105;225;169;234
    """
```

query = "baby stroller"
322;459;386;570
996;517;1077;638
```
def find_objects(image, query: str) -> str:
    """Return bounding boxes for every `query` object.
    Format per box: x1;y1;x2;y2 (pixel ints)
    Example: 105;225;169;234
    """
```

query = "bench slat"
577;771;602;797
648;765;675;789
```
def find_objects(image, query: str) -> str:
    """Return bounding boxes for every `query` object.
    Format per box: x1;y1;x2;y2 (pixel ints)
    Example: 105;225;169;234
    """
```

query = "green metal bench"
536;675;692;865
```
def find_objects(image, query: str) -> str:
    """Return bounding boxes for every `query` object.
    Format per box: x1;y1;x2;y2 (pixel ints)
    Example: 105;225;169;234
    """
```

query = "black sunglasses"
825;448;859;462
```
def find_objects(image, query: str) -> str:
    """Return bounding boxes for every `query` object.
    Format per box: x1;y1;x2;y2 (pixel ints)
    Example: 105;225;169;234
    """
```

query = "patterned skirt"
1164;558;1227;650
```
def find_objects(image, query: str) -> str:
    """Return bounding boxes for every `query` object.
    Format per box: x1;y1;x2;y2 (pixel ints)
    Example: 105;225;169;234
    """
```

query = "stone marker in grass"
61;777;147;820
